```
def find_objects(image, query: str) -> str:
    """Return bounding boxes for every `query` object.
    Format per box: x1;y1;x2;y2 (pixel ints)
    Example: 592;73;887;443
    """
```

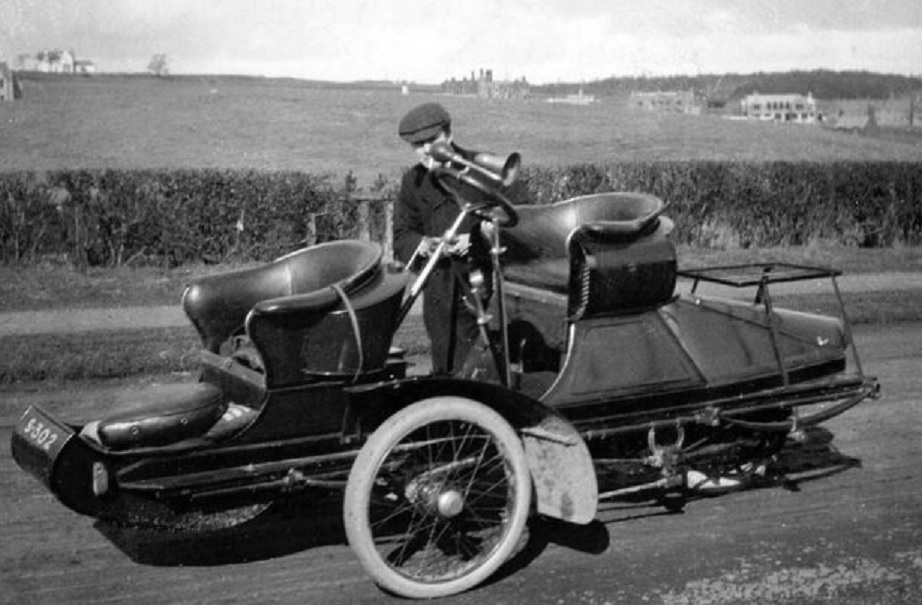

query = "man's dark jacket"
393;144;527;375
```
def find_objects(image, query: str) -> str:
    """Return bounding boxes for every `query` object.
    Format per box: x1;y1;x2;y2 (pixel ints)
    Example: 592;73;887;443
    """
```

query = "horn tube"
428;141;521;187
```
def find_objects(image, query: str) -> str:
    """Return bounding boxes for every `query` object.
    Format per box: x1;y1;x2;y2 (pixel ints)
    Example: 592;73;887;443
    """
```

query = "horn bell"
472;151;521;187
427;141;521;187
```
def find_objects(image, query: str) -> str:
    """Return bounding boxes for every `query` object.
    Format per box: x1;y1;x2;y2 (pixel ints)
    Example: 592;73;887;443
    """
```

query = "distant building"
741;92;817;123
14;53;34;70
443;68;530;100
547;88;596;105
59;49;75;72
828;95;920;130
74;59;96;75
17;50;96;75
629;90;700;114
865;95;920;128
34;49;80;73
0;62;22;101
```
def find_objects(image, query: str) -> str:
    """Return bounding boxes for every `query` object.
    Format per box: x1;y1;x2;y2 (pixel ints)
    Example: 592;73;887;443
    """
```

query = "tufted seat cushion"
89;382;226;450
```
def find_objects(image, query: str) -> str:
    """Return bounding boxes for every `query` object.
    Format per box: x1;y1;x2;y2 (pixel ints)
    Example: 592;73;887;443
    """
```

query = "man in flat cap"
393;102;527;376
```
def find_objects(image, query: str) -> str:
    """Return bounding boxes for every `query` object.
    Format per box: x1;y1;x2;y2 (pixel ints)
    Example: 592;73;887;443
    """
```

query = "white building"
74;59;96;75
741;92;817;123
37;49;76;73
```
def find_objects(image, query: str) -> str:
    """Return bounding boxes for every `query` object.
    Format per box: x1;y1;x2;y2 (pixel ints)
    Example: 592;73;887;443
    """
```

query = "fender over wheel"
344;396;532;599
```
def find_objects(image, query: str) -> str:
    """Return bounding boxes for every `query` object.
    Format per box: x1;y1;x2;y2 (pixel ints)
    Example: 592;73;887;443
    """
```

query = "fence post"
306;213;317;247
349;194;395;260
384;199;394;261
357;199;370;241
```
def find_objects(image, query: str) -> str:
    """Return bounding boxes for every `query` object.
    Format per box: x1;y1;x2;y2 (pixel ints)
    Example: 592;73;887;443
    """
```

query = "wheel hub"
406;480;465;518
437;490;464;518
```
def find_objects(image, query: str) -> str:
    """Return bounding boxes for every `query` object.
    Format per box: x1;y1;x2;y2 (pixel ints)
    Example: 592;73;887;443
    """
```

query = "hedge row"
0;169;392;267
1;162;920;266
522;161;922;248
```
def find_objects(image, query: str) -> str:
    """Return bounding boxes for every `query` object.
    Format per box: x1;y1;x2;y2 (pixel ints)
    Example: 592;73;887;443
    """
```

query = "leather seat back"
504;192;667;263
182;240;382;352
246;266;409;387
502;192;676;317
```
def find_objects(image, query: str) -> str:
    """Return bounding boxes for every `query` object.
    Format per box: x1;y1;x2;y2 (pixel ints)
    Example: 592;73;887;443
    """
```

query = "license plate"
16;406;71;463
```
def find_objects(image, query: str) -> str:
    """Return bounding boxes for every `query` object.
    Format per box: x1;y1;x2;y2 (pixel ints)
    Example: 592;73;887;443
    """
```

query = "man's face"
412;130;452;170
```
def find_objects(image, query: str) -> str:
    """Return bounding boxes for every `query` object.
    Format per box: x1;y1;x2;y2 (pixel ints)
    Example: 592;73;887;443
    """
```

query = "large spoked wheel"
344;396;532;599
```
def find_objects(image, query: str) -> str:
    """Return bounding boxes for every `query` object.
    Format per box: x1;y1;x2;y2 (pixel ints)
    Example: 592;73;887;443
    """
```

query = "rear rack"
677;262;863;384
678;262;841;290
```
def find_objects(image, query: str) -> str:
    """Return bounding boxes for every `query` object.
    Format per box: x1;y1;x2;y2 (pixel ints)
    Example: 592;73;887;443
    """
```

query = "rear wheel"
344;396;531;598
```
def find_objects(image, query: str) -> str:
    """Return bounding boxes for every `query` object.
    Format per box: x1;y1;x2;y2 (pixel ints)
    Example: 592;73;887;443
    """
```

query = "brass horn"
428;141;521;187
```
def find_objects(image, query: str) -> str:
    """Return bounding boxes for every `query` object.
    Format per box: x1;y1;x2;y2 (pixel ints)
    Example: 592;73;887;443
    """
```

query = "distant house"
629;90;700;114
59;50;75;72
0;62;22;101
14;53;34;71
741;92;817;123
37;49;76;73
74;59;96;75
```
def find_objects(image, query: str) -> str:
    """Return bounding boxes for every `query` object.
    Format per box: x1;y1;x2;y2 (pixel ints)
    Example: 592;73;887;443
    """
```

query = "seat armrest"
252;288;340;316
571;209;666;242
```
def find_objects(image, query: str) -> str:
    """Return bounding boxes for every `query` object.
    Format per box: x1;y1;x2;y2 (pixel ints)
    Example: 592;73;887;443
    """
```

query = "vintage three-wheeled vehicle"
12;143;879;598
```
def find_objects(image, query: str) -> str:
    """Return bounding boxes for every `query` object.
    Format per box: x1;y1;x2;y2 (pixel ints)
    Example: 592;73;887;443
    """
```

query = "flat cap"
398;102;451;144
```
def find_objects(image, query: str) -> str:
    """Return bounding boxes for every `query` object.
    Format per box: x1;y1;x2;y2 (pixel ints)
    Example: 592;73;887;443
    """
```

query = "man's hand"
416;234;470;258
415;236;440;257
444;233;470;256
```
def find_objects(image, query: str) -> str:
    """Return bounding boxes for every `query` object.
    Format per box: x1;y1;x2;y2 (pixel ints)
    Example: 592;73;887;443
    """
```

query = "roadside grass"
0;243;919;385
0;328;201;384
771;290;922;325
0;291;912;385
675;243;922;274
0;318;430;385
3;244;921;312
0;260;237;312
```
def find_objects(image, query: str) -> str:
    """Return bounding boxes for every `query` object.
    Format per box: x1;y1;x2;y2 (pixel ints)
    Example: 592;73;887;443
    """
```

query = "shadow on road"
96;491;347;567
599;426;861;516
764;426;862;491
94;428;860;572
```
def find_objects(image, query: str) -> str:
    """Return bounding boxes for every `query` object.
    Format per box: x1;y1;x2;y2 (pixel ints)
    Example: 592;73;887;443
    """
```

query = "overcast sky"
2;0;921;83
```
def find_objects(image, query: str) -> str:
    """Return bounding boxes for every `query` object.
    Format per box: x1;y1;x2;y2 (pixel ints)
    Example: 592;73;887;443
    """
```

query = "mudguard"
520;409;598;524
348;377;598;525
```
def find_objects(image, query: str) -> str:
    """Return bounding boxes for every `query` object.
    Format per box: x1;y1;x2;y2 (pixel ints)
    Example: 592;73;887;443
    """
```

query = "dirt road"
1;323;920;604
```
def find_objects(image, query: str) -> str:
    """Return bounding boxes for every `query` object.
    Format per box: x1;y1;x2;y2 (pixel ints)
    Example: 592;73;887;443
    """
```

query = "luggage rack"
677;262;863;384
678;262;842;292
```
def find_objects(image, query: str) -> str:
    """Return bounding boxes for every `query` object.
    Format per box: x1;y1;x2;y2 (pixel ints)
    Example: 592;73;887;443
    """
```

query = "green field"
3;75;922;187
2;75;921;383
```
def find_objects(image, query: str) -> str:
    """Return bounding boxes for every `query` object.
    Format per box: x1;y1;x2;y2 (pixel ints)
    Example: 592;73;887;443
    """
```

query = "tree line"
535;70;922;102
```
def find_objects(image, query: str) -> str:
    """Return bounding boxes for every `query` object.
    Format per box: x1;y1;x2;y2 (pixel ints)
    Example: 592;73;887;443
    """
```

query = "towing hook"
647;423;685;452
646;424;686;470
787;414;808;443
